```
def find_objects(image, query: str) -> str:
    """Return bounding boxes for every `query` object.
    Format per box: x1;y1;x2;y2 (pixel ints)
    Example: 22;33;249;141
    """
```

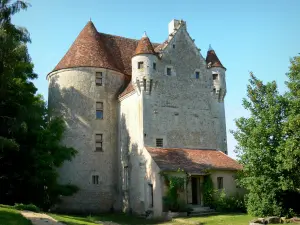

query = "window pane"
138;62;144;69
213;74;218;80
195;72;200;79
96;72;102;78
95;134;102;142
167;68;171;76
153;63;156;70
96;78;102;85
96;110;103;119
96;102;103;110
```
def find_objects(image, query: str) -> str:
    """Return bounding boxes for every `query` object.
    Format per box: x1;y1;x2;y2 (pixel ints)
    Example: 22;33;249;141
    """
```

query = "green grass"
0;205;32;225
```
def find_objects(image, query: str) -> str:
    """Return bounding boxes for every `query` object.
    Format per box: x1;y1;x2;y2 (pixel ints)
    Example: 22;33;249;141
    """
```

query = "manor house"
47;19;242;217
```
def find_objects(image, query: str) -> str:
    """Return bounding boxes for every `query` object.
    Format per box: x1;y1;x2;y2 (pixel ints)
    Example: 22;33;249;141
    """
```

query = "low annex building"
47;19;242;217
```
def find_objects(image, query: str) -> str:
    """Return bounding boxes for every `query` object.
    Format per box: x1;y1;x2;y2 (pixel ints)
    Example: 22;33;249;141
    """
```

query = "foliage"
14;203;40;212
203;175;214;207
212;190;246;213
232;55;300;217
0;0;78;210
162;172;190;212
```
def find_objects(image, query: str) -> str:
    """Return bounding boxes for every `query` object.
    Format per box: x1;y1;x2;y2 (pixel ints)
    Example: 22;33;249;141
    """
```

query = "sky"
12;0;300;158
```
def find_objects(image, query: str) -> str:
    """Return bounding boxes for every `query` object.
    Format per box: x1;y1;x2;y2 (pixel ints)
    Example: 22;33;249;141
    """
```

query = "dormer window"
213;74;218;80
195;71;200;79
167;67;172;76
153;63;156;70
138;61;144;69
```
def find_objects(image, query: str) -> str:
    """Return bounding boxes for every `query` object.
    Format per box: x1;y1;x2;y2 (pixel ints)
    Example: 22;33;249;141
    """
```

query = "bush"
14;203;40;212
212;190;246;213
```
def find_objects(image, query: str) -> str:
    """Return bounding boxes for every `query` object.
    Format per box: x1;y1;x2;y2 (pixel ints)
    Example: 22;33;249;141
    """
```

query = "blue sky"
12;0;300;158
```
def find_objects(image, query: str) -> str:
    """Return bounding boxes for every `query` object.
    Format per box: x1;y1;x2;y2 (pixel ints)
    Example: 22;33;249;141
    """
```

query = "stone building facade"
47;19;242;217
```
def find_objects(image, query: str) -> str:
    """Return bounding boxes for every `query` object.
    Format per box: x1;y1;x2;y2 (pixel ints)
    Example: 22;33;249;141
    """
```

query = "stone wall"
142;24;227;152
47;67;125;212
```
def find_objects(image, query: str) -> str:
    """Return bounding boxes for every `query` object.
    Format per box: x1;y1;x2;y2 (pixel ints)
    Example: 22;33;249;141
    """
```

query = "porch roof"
145;147;242;173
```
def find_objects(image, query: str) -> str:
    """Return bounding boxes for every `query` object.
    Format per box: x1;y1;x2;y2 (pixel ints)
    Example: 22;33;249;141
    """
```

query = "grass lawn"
0;205;32;225
50;212;299;225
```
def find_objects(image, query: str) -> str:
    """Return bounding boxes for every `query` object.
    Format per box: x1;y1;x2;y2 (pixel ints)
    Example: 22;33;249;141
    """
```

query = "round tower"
132;32;157;94
206;45;228;154
47;21;125;212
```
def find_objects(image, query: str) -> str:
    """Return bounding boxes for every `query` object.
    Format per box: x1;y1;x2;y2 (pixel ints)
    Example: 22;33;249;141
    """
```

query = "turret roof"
134;33;156;56
206;45;226;70
52;21;159;75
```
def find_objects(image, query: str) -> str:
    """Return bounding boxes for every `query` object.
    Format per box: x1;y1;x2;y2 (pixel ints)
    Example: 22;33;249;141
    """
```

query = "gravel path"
20;211;65;225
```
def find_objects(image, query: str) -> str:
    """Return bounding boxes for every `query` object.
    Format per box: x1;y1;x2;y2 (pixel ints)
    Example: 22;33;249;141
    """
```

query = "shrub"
212;189;246;213
14;203;40;212
203;176;214;207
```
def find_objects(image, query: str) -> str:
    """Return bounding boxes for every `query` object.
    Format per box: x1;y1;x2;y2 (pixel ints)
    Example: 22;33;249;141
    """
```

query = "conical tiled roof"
134;33;156;56
206;45;226;70
53;21;119;72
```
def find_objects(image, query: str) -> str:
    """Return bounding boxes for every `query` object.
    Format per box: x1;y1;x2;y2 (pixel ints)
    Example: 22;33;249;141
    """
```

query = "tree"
0;0;77;209
232;56;300;217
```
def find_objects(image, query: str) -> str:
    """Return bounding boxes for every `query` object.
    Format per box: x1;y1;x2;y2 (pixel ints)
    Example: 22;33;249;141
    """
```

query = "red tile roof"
53;21;120;73
134;35;156;56
206;50;226;70
52;21;160;76
118;82;135;99
146;147;242;173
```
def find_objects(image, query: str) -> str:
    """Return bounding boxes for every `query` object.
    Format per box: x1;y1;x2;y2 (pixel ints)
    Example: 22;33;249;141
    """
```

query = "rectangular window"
124;166;129;190
95;134;103;151
213;74;218;80
195;71;200;79
156;138;163;147
149;183;154;207
217;177;223;189
153;62;156;70
92;175;99;184
167;67;171;76
95;72;103;86
138;61;144;69
96;102;103;119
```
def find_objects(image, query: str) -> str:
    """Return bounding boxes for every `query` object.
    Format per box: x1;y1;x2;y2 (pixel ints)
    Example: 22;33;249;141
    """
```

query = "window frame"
213;73;218;81
92;175;99;185
153;62;156;70
138;61;144;69
148;183;154;207
95;72;103;86
95;133;103;152
195;71;200;79
156;138;163;147
217;177;223;189
96;102;103;119
166;67;172;76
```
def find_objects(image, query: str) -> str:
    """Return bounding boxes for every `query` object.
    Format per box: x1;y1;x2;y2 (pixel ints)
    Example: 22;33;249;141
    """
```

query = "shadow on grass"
0;206;32;225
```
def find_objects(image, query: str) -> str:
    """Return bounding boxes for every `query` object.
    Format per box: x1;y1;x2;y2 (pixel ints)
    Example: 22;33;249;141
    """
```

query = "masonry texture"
47;19;242;217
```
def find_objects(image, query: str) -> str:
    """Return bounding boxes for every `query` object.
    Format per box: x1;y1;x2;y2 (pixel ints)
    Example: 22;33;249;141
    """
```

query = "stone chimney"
168;19;181;35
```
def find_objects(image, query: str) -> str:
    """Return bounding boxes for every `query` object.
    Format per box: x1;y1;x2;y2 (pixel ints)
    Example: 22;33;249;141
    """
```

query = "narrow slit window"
149;183;154;207
217;177;223;189
138;61;144;69
124;166;129;190
95;134;103;151
213;74;218;80
195;71;200;79
96;102;103;119
153;62;156;70
167;67;172;76
156;138;163;147
92;175;99;184
95;72;103;86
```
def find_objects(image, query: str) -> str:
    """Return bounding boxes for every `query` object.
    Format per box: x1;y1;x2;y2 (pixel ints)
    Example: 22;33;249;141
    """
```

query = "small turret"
206;45;226;102
132;32;157;94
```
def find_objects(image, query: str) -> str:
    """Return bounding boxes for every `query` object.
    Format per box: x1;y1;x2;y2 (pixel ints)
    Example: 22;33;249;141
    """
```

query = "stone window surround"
154;136;167;147
96;102;103;119
193;69;201;79
165;65;176;76
217;177;223;189
138;61;144;69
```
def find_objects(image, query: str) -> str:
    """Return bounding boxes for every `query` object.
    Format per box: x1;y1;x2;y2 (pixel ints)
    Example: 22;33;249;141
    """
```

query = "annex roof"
146;147;242;174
